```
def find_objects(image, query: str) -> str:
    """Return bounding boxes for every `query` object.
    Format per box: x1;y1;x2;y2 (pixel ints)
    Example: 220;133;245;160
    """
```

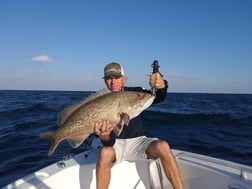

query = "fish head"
118;91;155;119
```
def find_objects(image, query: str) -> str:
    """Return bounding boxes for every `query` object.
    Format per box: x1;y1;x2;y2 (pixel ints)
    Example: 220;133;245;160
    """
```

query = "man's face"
104;75;126;92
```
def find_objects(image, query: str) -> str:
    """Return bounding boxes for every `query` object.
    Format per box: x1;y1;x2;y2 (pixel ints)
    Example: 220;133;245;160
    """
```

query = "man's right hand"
94;120;115;141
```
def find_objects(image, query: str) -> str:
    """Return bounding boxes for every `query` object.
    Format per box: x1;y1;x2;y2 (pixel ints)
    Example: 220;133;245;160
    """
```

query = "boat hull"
2;149;252;189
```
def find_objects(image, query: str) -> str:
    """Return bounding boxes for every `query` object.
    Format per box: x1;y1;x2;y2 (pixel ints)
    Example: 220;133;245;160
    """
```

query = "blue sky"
0;0;251;93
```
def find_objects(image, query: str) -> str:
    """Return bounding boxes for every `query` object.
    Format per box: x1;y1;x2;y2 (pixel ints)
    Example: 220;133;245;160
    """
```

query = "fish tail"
40;131;60;156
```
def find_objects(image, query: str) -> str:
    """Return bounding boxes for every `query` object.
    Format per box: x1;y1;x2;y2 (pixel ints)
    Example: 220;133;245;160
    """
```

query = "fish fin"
67;134;89;148
113;113;130;136
113;124;123;136
82;89;111;103
120;112;130;126
57;105;79;127
57;89;111;126
40;131;61;156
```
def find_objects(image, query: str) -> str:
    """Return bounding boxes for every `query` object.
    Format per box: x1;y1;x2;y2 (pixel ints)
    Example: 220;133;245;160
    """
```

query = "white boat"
2;137;252;189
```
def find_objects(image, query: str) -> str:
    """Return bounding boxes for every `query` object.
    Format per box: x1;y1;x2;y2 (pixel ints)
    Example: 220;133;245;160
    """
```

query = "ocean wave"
0;91;252;188
0;103;54;114
144;109;252;121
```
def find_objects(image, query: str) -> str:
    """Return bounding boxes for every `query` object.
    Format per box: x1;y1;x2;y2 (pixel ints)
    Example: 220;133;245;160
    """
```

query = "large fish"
40;89;155;156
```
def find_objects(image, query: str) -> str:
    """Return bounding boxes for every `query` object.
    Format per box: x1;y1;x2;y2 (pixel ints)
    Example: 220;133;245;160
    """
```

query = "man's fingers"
94;122;101;134
148;72;165;89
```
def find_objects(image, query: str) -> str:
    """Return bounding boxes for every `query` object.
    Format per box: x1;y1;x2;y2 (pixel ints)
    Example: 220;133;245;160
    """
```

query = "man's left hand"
148;72;165;89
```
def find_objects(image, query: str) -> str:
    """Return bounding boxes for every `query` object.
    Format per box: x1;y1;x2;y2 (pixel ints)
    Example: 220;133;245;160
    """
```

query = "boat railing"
175;151;252;181
148;158;165;189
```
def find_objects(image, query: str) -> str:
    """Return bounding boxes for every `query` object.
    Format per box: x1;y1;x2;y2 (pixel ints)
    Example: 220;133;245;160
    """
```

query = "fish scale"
40;90;154;156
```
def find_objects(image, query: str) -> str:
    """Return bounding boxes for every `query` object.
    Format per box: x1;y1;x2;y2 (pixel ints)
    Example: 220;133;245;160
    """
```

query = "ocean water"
0;90;252;187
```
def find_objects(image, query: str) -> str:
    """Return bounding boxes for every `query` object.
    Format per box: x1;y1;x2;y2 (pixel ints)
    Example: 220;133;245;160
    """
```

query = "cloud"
39;68;46;72
31;55;57;63
168;73;196;79
168;73;184;78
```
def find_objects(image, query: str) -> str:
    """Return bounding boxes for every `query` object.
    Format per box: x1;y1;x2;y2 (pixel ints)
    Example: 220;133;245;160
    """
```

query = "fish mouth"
138;92;155;103
140;93;155;108
147;92;155;100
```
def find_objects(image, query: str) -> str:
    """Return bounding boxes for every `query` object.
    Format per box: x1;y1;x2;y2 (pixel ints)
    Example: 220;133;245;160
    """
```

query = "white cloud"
39;68;46;72
32;55;57;63
168;73;184;78
167;73;196;79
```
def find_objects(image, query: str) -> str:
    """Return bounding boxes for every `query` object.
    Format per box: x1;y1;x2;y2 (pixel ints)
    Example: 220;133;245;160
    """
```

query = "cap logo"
105;68;121;74
104;62;125;78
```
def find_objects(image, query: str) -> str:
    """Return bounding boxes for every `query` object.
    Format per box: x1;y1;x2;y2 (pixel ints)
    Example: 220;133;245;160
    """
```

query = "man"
94;62;184;189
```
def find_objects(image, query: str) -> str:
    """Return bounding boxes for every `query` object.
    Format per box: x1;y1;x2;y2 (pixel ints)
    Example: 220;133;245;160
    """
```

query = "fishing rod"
151;60;163;95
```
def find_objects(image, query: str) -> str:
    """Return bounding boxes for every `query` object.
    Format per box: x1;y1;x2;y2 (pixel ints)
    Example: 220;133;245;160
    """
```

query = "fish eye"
137;93;143;98
137;93;145;100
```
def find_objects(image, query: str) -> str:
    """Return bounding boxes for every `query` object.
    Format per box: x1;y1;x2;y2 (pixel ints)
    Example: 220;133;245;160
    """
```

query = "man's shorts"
113;136;158;163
